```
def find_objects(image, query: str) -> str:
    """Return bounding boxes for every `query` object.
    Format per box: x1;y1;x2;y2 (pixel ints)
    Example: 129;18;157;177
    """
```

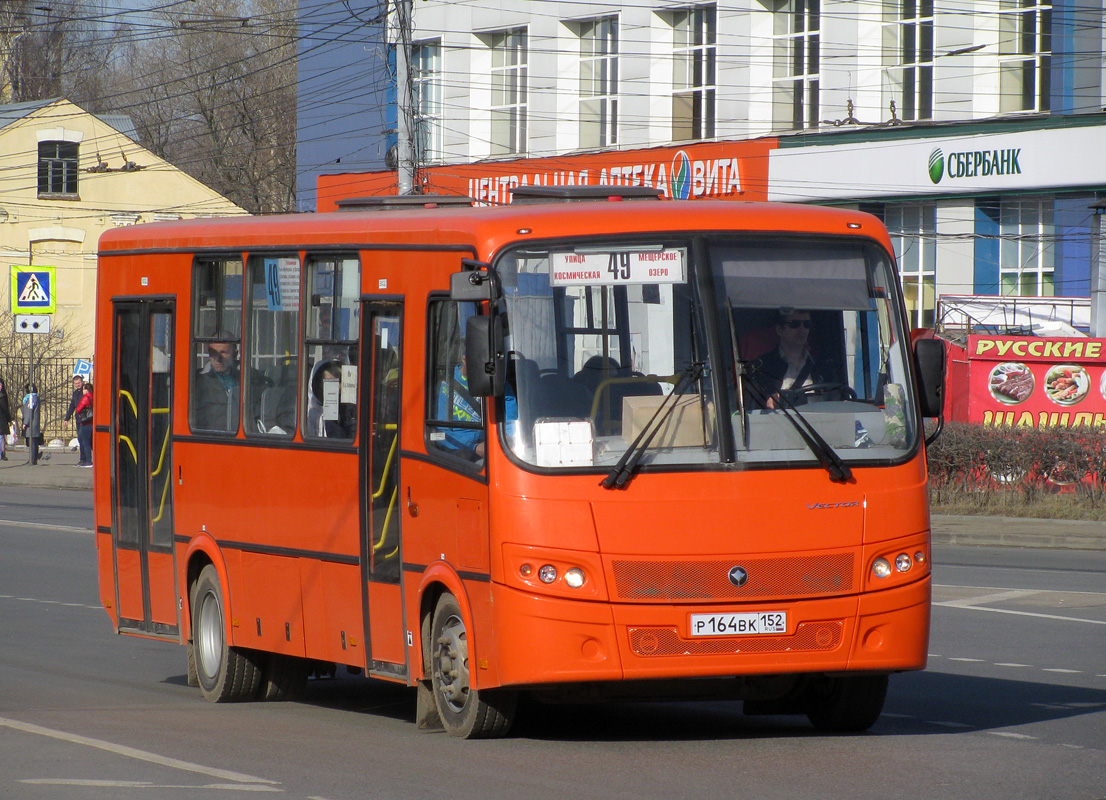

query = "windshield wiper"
742;367;853;484
601;362;707;490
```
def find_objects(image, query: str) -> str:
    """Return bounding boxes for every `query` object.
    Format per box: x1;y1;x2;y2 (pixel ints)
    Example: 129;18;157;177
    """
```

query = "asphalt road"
1;486;1103;800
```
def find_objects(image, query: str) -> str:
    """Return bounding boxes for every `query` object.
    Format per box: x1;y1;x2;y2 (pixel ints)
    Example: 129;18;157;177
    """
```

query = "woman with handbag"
0;377;13;461
74;382;93;467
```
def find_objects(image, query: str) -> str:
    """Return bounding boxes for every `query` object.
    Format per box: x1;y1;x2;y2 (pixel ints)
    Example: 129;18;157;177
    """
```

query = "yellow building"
1;97;247;357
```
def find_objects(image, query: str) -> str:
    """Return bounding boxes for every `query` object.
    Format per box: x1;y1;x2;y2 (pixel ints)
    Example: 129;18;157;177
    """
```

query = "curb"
931;514;1106;551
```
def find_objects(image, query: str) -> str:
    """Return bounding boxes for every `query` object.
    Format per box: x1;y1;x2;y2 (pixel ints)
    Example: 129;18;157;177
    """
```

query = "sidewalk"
1;447;1104;550
0;442;93;491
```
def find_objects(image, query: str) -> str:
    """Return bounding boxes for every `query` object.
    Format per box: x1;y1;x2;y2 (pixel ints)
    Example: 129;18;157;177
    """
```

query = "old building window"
38;141;79;197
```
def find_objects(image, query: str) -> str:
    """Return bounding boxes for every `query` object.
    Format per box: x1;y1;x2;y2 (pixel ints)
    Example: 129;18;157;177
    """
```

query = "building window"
413;40;443;163
671;5;716;141
886;204;937;328
490;28;528;156
999;0;1051;113
885;0;933;121
38;141;79;197
773;0;820;130
1000;199;1054;296
579;17;619;149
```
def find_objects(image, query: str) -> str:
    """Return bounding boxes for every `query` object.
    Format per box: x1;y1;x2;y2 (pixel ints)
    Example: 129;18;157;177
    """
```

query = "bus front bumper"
486;576;930;689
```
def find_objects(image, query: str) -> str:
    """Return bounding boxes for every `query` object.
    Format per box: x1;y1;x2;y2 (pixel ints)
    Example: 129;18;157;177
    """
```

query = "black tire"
429;593;516;738
806;674;888;732
257;654;310;701
186;643;199;688
191;565;262;702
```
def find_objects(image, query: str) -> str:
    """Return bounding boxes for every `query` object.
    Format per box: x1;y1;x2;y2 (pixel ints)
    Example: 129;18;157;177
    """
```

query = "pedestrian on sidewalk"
74;381;93;467
21;384;41;466
0;377;13;461
63;375;84;432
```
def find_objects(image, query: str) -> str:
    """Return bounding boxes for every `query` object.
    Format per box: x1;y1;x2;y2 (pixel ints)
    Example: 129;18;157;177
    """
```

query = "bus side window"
190;257;244;434
303;255;359;442
246;255;300;436
425;298;485;465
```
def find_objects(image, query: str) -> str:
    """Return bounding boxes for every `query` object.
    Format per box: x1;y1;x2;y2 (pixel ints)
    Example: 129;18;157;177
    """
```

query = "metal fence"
1;357;82;442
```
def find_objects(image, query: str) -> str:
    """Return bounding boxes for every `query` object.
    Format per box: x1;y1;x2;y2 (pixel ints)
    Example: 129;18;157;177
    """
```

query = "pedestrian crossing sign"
10;266;56;314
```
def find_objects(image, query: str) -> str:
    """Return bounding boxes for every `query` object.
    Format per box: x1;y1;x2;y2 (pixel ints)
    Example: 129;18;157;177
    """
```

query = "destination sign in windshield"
550;249;686;287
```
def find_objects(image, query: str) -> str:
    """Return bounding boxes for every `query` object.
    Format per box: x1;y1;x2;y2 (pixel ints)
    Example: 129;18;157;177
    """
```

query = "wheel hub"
435;614;470;712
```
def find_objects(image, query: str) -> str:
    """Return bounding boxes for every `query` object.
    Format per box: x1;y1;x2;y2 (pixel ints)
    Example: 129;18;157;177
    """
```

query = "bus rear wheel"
429;593;516;738
805;674;888;732
191;565;262;702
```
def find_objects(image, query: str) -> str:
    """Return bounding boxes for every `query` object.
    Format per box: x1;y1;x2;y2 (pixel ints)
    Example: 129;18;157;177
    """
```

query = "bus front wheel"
805;674;888;732
429;593;516;738
191;565;262;702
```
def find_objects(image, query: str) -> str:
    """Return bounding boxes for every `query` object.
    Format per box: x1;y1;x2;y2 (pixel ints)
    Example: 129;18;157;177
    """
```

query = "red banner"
966;335;1106;429
316;138;777;212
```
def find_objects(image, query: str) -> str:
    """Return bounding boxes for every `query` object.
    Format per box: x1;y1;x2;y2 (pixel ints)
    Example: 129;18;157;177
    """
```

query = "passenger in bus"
193;339;268;432
748;310;839;409
433;353;518;460
435;353;485;459
307;360;356;439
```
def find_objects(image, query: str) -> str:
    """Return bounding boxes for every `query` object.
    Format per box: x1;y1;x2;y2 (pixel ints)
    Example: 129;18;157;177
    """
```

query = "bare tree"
111;0;297;214
3;0;297;215
1;1;121;106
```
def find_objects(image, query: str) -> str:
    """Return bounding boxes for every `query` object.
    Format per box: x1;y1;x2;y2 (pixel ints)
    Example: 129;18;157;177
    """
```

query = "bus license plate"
689;612;787;637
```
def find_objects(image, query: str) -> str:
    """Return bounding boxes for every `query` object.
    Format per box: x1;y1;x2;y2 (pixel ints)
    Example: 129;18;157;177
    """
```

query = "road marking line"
0;595;101;611
934;603;1106;625
938;589;1041;607
929;721;973;729
994;663;1032;668
0;518;92;534
948;657;985;662
987;731;1036;740
934;584;1106;598
1042;668;1082;674
20;780;280;792
0;717;279;787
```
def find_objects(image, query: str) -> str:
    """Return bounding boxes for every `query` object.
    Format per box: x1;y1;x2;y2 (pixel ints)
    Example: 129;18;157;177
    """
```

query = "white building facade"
318;0;1106;329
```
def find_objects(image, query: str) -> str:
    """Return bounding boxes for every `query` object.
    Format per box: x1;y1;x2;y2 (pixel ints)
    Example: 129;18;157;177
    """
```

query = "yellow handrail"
117;435;137;462
370;429;399;501
118;389;138;418
588;373;677;421
373;486;399;554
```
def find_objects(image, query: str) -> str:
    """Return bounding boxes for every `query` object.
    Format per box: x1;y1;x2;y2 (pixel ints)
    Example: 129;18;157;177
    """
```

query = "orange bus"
94;188;945;738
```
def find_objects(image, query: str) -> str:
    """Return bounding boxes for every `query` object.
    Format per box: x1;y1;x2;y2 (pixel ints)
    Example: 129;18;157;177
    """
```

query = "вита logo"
928;148;945;184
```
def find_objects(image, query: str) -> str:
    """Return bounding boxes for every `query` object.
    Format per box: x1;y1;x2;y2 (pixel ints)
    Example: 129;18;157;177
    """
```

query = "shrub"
927;423;1106;517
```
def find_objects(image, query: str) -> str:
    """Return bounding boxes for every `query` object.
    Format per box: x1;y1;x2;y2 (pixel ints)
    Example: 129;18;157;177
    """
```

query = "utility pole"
392;0;415;195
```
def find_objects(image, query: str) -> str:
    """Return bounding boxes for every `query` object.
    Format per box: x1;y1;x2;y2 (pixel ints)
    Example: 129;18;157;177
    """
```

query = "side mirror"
450;270;494;302
913;338;945;418
465;315;505;397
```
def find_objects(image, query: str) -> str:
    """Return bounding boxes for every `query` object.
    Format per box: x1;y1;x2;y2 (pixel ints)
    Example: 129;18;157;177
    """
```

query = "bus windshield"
496;235;917;472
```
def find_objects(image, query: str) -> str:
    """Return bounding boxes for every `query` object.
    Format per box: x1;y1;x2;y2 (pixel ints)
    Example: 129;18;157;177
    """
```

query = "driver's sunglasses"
783;320;812;329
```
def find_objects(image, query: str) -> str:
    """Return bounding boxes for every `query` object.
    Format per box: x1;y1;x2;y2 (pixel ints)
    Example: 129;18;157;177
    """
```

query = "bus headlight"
564;568;586;589
872;558;892;579
895;553;913;573
538;565;558;584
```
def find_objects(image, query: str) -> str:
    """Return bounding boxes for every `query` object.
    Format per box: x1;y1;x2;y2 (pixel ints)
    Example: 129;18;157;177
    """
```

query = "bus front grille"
610;553;854;602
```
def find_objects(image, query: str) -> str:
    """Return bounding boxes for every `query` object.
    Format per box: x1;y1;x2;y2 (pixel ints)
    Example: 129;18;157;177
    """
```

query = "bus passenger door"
359;301;407;678
111;301;178;637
